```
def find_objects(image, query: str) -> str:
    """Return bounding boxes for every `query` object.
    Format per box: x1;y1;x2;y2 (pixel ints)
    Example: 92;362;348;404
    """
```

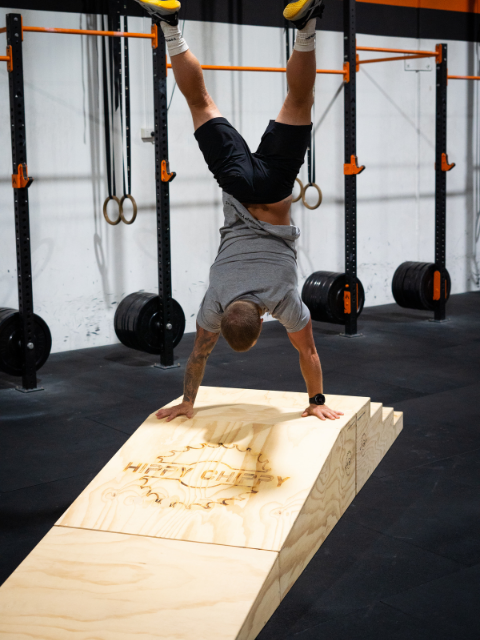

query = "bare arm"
156;323;219;421
288;318;343;421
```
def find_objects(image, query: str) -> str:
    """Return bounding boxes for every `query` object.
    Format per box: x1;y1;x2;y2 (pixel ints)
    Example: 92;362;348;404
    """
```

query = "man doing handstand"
135;0;343;423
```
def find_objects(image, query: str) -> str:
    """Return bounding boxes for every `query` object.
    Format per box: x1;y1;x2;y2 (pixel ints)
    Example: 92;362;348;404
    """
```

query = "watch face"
311;394;326;405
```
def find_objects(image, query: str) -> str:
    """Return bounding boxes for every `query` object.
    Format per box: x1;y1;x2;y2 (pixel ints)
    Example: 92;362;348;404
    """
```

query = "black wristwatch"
309;393;326;406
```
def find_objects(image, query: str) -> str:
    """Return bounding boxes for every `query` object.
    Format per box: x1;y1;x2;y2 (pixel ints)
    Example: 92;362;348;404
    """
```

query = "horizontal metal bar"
448;74;480;81
0;55;9;61
167;62;345;75
22;26;154;40
0;26;6;34
358;53;434;65
316;68;345;75
357;45;437;57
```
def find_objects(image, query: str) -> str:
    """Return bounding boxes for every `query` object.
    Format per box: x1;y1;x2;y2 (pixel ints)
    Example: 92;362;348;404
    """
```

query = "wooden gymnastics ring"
302;183;323;210
120;194;138;225
292;177;304;203
103;195;122;226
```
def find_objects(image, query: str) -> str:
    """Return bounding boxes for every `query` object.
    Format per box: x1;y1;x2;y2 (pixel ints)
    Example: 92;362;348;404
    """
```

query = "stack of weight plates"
114;292;185;354
392;262;451;311
302;271;365;325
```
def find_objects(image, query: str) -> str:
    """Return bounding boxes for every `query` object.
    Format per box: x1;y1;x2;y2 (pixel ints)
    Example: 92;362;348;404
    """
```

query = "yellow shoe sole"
283;0;312;21
144;0;180;11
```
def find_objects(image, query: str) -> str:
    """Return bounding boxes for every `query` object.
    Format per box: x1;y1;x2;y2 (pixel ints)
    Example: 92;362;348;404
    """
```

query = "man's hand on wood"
302;404;344;421
156;402;194;422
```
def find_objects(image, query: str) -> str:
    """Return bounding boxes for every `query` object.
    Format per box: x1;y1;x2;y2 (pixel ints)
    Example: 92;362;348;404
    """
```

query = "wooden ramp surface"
0;387;402;640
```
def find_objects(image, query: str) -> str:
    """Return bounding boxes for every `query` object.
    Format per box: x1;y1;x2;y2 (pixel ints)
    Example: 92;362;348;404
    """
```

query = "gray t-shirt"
197;192;310;334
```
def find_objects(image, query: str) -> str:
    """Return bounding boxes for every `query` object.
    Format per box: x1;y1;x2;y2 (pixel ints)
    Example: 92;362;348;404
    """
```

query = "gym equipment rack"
2;4;478;388
0;11;181;391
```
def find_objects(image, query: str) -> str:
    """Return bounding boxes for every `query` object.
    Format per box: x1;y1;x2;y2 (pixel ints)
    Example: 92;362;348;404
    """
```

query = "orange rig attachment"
436;153;455;172
0;45;12;71
344;155;365;176
12;164;33;189
161;160;176;183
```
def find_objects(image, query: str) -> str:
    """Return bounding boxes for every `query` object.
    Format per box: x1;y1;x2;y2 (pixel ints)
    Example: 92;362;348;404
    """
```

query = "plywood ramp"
0;387;402;640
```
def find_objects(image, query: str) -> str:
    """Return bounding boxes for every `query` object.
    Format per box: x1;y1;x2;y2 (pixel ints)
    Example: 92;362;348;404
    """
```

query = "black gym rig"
303;0;454;333
391;43;454;319
2;14;51;392
1;5;185;392
302;0;365;336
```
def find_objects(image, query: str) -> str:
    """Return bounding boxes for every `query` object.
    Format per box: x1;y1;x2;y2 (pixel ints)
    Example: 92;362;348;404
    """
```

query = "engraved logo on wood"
118;443;290;510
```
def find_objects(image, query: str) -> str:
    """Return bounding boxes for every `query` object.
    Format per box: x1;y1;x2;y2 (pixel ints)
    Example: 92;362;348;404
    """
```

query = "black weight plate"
0;307;52;376
302;271;338;323
392;262;424;309
302;272;365;325
115;292;153;351
114;292;185;354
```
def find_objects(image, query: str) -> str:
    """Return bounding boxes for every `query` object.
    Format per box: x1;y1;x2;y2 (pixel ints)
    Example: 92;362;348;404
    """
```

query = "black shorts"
194;117;312;205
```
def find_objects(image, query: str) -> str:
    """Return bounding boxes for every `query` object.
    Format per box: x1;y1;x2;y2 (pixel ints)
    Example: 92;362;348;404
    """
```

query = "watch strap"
309;393;326;405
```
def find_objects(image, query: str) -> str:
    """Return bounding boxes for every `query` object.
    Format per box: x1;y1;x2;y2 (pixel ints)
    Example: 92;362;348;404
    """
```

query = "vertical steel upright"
343;0;359;335
434;43;448;322
7;13;38;391
152;20;175;367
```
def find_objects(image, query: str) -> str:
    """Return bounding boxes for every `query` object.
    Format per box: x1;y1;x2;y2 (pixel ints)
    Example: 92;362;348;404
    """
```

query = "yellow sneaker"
283;0;325;30
134;0;181;26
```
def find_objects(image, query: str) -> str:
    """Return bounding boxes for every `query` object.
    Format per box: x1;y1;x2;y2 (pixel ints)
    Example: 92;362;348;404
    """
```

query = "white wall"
0;8;479;353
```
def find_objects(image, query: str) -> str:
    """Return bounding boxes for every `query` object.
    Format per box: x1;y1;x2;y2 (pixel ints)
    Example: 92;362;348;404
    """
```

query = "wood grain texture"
357;401;383;493
0;526;280;640
57;388;368;552
357;405;403;493
278;417;356;598
382;407;395;431
394;411;404;437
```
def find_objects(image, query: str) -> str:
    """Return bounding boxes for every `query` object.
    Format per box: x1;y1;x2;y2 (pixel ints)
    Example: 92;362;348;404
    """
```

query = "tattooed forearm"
183;353;207;404
183;328;219;404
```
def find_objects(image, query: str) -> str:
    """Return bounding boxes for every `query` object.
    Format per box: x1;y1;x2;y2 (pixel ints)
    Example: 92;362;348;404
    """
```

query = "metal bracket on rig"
161;159;176;183
435;152;455;172
12;164;33;189
344;155;365;176
433;270;448;301
344;283;360;315
151;24;158;49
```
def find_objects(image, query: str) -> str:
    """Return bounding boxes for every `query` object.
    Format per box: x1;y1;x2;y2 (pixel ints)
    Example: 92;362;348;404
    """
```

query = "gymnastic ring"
292;177;304;203
302;183;323;210
120;194;138;225
103;195;122;226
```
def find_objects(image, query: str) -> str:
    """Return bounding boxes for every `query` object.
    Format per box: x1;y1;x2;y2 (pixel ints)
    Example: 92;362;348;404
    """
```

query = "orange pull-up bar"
448;74;480;81
167;62;348;78
22;25;158;47
359;53;434;65
357;45;438;57
4;21;347;79
356;44;441;66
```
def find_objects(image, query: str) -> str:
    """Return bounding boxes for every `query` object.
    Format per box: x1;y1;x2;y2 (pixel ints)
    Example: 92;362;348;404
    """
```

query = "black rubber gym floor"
1;291;479;639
